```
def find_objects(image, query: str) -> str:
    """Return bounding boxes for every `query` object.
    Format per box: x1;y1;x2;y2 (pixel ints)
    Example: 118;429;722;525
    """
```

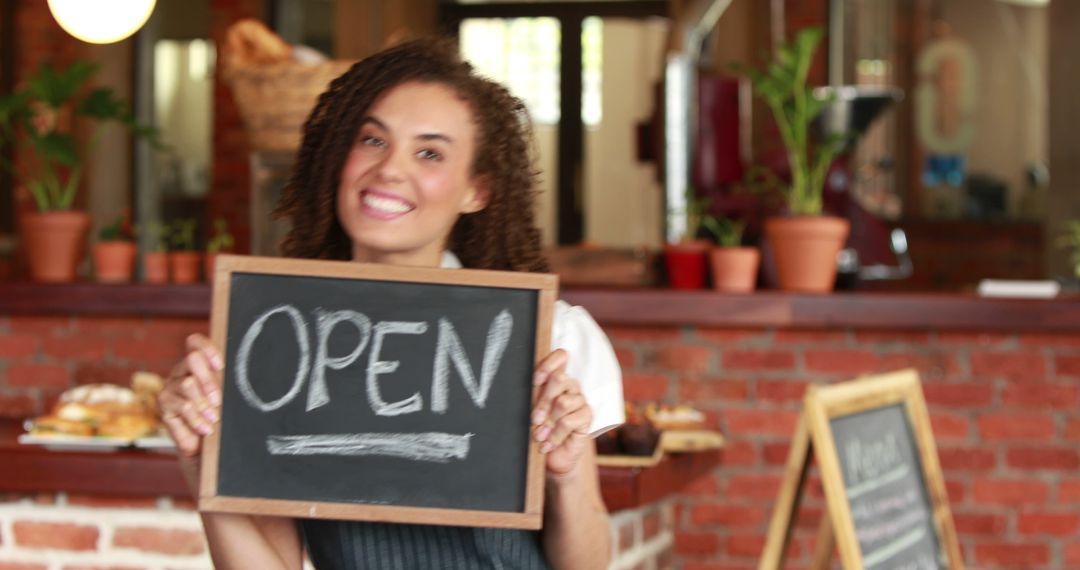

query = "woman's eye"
361;135;386;149
417;148;442;161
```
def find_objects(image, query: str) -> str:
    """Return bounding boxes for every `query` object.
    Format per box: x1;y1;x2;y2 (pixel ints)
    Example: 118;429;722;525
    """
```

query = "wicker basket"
225;60;354;152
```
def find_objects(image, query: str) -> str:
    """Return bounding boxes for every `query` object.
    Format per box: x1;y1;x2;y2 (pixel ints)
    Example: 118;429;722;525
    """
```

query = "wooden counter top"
0;421;716;512
2;282;1079;332
0;420;190;497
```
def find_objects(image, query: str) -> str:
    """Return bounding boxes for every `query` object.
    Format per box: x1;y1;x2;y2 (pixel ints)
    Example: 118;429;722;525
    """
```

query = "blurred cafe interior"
2;1;1080;569
1;0;1077;290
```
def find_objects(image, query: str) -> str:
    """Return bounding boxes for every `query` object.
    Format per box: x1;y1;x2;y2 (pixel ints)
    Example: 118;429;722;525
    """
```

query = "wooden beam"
558;15;584;244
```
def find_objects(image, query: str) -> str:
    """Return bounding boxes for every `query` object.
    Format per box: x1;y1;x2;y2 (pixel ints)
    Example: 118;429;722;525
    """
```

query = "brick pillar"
208;0;266;255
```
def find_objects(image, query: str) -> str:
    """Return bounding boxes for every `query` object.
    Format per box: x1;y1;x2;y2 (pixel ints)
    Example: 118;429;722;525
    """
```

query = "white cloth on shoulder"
440;251;625;436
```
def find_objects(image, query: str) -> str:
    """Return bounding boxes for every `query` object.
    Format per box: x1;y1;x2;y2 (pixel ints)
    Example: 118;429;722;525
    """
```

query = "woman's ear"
461;176;491;214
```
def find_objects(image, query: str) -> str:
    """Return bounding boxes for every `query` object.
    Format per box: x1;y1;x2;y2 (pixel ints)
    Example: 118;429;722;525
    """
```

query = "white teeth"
362;192;413;214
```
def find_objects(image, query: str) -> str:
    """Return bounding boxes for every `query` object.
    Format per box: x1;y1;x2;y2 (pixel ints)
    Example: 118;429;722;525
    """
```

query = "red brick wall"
0;493;209;567
3;314;1079;568
611;326;1080;569
0;316;205;417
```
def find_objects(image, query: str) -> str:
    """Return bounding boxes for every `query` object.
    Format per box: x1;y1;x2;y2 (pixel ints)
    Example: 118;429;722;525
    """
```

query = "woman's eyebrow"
359;116;452;144
417;133;453;144
358;116;387;130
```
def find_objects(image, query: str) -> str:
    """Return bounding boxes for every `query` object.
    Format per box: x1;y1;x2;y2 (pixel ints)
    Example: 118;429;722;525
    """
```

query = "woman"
159;38;624;569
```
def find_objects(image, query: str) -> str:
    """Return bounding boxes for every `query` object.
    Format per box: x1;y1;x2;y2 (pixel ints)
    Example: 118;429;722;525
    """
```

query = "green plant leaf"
733;26;843;217
32;132;79;166
170;218;199;251
29;61;100;108
0;91;30;124
702;216;746;247
58;165;81;210
78;88;127;120
795;28;824;59
25;179;50;211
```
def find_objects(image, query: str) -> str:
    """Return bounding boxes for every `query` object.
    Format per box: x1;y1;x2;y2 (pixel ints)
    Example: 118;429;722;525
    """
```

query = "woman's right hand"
159;333;224;457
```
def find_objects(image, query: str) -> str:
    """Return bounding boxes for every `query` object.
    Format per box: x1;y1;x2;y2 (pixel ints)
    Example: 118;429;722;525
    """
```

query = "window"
460;17;603;126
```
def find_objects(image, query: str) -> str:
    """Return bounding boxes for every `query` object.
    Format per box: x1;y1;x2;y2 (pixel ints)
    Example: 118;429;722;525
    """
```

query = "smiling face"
336;81;488;266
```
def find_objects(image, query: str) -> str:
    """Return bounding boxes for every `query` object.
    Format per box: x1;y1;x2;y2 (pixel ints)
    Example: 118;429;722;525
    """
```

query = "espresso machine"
815;85;912;289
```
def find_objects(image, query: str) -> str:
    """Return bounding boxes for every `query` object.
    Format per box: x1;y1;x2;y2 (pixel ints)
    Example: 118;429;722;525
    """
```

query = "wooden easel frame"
759;370;964;569
199;254;557;529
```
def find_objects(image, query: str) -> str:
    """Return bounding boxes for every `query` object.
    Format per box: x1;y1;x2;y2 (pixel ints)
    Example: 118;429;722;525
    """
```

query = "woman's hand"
531;349;593;478
158;333;224;457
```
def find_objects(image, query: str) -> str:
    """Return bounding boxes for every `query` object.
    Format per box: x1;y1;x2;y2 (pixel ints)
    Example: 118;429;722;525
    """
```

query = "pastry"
645;403;706;431
97;413;158;439
29;415;94;437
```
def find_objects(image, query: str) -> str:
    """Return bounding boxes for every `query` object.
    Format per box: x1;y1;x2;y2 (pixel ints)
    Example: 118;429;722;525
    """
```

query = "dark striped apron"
300;519;551;570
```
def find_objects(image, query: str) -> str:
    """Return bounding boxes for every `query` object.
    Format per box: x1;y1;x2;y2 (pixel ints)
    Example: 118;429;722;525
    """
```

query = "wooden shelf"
599;449;722;512
0;420;717;512
0;421;189;497
3;281;1079;332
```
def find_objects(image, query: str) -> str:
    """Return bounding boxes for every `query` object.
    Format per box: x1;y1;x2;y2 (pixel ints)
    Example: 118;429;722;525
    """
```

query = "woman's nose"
375;146;408;183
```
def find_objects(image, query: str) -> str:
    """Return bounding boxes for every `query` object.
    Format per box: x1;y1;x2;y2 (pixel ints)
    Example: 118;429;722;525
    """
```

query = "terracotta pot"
764;216;850;293
92;241;137;283
708;247;760;293
21;211;90;282
663;240;710;289
143;251;169;283
169;251;202;284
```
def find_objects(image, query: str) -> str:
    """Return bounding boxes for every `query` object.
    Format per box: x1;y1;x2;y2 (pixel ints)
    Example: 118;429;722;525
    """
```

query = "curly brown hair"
274;38;549;273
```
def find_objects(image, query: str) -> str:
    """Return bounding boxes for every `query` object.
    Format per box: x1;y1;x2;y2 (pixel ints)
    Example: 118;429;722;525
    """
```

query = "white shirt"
441;251;625;435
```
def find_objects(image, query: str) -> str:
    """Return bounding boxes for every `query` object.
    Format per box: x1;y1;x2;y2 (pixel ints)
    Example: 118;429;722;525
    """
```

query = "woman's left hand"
531;349;593;477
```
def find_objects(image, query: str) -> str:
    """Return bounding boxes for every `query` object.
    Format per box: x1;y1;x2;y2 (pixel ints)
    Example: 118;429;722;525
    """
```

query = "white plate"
18;433;133;452
133;435;176;452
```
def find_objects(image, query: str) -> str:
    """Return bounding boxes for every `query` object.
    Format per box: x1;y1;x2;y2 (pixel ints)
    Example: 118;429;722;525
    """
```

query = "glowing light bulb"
47;0;157;45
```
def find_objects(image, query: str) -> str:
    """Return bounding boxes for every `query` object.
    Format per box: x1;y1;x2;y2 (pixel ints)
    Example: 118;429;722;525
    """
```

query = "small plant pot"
708;247;760;293
169;251;202;284
764;216;850;293
93;241;137;283
663;240;710;289
143;251;169;284
22;211;90;283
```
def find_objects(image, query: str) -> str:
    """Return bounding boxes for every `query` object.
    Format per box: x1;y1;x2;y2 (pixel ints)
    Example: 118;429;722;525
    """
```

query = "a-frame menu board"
759;370;963;570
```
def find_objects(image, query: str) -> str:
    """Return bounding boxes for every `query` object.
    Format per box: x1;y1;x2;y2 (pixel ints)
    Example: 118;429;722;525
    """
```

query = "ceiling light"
47;0;157;45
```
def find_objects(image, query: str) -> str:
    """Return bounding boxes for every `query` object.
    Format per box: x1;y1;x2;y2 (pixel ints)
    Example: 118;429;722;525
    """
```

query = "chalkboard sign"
831;404;943;569
199;255;556;530
760;370;963;570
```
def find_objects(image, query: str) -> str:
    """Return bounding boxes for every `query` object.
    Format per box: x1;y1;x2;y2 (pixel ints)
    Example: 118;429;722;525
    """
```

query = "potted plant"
664;190;711;289
702;215;759;293
738;28;849;292
92;210;136;283
204;217;235;282
142;221;170;284
168;218;201;284
0;61;158;282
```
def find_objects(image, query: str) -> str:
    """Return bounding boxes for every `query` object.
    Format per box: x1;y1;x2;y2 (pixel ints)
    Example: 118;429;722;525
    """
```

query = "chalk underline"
846;463;910;500
266;432;474;463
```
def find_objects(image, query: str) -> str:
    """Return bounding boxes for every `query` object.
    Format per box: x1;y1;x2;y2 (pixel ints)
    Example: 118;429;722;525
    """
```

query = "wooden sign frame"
199;254;557;529
760;369;964;570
